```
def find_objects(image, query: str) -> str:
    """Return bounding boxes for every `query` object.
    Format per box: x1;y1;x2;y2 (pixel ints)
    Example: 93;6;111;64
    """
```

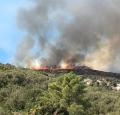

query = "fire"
30;60;49;70
59;61;73;70
30;60;73;70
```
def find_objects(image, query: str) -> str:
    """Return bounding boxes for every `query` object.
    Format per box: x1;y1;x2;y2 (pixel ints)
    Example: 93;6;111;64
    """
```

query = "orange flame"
30;60;74;70
59;61;74;70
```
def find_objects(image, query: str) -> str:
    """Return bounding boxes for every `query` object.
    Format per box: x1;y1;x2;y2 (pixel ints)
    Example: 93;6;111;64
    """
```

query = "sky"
0;0;32;64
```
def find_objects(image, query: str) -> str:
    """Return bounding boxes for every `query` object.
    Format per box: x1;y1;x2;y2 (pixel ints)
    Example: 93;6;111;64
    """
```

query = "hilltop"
38;65;120;78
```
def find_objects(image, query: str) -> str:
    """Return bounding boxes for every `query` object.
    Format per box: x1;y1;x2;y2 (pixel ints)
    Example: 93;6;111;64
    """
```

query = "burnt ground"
38;66;120;78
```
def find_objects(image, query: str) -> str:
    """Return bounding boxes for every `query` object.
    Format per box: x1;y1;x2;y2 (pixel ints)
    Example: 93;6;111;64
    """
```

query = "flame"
30;60;49;70
59;61;73;70
30;60;73;70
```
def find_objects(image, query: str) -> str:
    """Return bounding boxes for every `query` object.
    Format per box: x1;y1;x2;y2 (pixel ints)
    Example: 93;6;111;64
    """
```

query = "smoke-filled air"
14;0;120;72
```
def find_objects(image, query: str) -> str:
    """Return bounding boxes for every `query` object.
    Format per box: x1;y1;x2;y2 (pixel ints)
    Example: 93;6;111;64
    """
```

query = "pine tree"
36;72;90;115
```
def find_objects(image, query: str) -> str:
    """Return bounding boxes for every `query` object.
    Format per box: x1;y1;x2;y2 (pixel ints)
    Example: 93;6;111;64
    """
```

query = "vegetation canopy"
36;72;90;115
1;63;120;115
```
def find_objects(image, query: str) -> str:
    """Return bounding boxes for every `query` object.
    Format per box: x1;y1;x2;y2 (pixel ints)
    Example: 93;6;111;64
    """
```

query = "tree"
35;72;90;115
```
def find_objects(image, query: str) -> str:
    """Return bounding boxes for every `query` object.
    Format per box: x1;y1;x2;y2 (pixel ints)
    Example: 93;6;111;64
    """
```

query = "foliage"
36;72;90;115
1;63;120;115
87;86;120;115
0;63;57;114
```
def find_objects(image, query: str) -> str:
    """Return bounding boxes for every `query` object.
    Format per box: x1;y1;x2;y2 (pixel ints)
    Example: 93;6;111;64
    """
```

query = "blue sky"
0;0;31;64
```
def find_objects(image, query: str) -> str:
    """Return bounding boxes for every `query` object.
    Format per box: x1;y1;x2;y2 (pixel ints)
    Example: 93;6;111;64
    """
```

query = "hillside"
39;65;120;78
0;63;120;115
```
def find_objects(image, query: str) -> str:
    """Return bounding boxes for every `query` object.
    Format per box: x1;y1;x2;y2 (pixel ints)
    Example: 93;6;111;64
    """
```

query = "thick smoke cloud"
14;35;35;67
14;0;120;72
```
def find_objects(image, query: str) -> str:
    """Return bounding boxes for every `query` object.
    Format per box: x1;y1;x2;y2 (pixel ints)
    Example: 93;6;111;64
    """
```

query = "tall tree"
35;72;90;115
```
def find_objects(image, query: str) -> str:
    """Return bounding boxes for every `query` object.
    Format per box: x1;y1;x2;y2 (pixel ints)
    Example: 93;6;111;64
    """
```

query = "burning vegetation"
30;60;74;70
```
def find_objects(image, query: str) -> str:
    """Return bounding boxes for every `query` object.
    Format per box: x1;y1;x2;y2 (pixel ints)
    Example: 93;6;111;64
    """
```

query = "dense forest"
0;63;120;115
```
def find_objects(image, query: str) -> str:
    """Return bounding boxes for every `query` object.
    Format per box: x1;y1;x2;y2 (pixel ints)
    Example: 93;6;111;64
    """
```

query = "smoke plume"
14;0;120;72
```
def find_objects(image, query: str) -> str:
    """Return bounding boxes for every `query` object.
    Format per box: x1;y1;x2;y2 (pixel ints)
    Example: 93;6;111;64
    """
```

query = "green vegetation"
35;72;90;115
0;63;120;115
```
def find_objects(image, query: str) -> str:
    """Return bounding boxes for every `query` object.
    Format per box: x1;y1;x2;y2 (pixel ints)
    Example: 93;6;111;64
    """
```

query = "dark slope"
40;66;120;78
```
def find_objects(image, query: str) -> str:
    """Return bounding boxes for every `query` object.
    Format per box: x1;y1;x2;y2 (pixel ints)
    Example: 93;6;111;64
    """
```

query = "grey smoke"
14;0;120;72
14;35;34;67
